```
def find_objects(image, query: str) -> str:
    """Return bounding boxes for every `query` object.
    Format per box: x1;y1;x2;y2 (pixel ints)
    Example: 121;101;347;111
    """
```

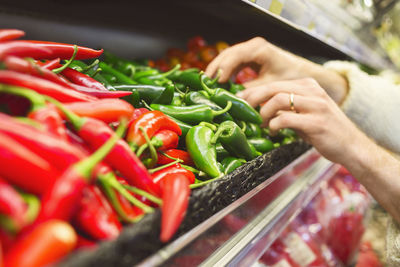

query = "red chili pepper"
0;132;58;195
151;163;195;185
0;93;30;116
4;220;77;267
36;58;60;70
28;103;68;140
0;228;14;254
151;130;179;151
53;102;161;196
0;41;52;60
127;111;182;149
160;173;190;242
36;121;124;223
3;56;75;90
67;83;132;99
60;99;134;123
0;113;87;172
128;108;149;128
0;178;27;229
76;235;98;250
61;67;107;91
0;70;97;102
157;149;194;166
12;40;103;60
73;185;121;241
0;29;25;42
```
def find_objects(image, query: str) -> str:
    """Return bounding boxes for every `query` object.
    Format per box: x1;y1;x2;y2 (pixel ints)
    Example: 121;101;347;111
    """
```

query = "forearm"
342;135;400;224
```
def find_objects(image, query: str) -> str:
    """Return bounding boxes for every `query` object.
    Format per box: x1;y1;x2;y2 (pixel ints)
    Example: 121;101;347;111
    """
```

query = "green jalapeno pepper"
99;62;137;85
150;101;232;125
216;143;230;161
186;125;222;178
184;91;233;122
169;68;215;91
244;122;262;138
229;81;245;94
213;121;259;161
248;137;274;153
114;84;174;105
221;157;246;175
200;74;262;124
171;92;184;106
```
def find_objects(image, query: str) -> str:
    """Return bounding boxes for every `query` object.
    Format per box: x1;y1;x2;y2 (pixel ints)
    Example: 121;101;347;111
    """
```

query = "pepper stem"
210;124;231;145
141;100;154;111
73;118;127;180
160;64;181;78
189;174;224;189
211;101;232;117
0;85;46;112
209;68;222;85
239;121;247;133
89;67;102;78
148;159;182;174
139;126;158;168
20;192;40;224
198;122;217;132
98;172;154;213
199;72;214;95
122;185;162;206
45;96;85;130
52;45;78;74
82;59;99;73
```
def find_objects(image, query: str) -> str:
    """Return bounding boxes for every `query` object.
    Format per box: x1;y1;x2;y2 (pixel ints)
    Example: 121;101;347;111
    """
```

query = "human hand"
239;78;369;165
205;37;348;104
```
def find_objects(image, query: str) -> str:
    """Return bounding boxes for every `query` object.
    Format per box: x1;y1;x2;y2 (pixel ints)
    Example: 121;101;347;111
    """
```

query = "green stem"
198;122;218;132
99;172;153;213
20;192;40;224
189;174;224;189
73;119;126;179
209;68;222;85
122;185;162;205
199;72;214;95
82;59;99;73
52;45;78;74
0;85;46;112
210;124;230;144
139;126;158;168
135;143;148;158
141;100;154;110
45;96;85;130
211;101;232;116
181;164;200;174
161;63;181;78
148;159;182;174
239;121;247;133
89;67;102;78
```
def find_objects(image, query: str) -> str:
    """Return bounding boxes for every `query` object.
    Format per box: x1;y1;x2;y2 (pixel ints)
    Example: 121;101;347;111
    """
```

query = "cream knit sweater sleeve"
324;61;400;266
324;61;400;155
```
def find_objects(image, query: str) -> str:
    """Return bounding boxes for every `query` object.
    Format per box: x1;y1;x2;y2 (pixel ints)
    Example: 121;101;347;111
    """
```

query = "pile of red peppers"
0;29;297;266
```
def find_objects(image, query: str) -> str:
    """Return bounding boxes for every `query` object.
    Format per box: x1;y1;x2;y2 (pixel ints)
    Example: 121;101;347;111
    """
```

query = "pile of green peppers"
69;52;298;183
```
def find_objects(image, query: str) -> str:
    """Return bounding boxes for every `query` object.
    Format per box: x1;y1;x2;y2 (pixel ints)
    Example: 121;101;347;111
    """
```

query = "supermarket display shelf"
138;149;339;266
242;0;395;70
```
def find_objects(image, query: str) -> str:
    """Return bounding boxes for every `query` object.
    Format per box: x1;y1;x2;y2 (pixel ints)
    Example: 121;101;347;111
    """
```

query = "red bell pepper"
11;40;103;60
0;178;27;229
73;186;122;240
61;67;107;91
127;110;182;150
60;99;134;123
0;113;87;172
157;149;194;166
0;41;52;60
4;220;77;267
0;70;97;102
36;58;60;70
0;132;58;195
160;173;190;242
151;163;195;185
36;120;125;223
52;100;161;196
0;29;25;42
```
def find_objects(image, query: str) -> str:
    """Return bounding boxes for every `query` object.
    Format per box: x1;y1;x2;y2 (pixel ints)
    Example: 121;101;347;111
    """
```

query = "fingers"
268;111;307;134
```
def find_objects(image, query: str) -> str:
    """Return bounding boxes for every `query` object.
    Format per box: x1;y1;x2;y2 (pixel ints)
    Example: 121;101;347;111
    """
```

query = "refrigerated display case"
0;0;385;266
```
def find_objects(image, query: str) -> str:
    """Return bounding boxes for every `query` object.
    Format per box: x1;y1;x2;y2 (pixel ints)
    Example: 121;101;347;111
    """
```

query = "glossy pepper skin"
151;163;195;185
200;74;262;124
61;99;134;124
151;130;179;151
169;68;214;91
186;125;222;178
0;132;58;195
221;157;246;175
0;70;97;102
150;102;231;125
157;149;194;166
114;84;174;105
215;121;259;161
73;186;122;241
160;173;190;242
244;122;262;138
0;41;52;60
0;178;27;229
127;110;182;149
36;58;60;70
61;67;107;91
184;91;233;122
248;137;274;153
0;29;25;42
99;62;137;85
17;40;103;60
